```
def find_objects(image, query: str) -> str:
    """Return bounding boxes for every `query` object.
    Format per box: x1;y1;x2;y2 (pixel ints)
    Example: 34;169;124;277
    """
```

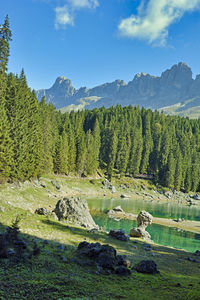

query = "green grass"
0;177;200;299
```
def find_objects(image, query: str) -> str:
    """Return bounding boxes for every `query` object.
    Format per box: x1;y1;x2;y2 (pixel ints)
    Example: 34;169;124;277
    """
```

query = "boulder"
35;207;50;216
130;211;153;240
120;194;131;198
109;229;129;241
136;260;159;274
113;206;124;212
115;265;131;276
77;241;131;275
102;179;116;193
53;197;98;229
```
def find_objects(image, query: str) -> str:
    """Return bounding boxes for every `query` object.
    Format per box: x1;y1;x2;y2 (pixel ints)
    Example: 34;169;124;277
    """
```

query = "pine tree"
107;129;118;181
0;15;12;74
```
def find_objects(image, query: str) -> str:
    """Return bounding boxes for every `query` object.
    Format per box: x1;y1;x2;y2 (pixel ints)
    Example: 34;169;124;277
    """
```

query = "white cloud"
54;0;99;29
118;0;200;46
55;5;74;29
68;0;99;9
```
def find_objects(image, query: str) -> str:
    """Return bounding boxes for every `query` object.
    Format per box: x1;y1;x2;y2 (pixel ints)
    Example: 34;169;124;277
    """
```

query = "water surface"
87;197;200;253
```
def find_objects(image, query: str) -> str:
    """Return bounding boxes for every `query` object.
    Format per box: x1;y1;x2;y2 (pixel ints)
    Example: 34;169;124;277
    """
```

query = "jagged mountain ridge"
36;62;200;117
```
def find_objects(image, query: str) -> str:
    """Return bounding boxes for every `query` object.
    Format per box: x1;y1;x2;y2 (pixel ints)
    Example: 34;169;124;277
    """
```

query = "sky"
1;0;200;91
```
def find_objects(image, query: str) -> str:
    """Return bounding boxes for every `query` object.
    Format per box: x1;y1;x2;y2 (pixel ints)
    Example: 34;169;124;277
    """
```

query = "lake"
87;197;200;253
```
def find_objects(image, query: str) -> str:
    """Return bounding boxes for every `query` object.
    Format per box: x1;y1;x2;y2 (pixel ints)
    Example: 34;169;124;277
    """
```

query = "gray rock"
120;194;130;198
0;207;5;213
193;194;200;200
115;265;131;276
130;211;153;240
77;242;132;275
35;207;50;216
109;229;129;241
112;206;124;212
136;260;159;274
111;186;117;193
53;197;98;229
102;179;116;193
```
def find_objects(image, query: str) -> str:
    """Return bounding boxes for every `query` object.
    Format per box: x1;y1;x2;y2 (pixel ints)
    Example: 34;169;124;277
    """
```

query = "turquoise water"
87;197;200;221
87;197;200;253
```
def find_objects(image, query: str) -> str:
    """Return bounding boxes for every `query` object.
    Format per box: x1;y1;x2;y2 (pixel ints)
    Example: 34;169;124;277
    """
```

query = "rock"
109;229;129;241
193;194;200;200
111;186;117;193
0;207;5;213
136;260;159;274
50;212;58;220
102;179;112;189
35;207;50;216
113;206;124;213
195;250;200;256
51;180;61;190
57;244;65;250
53;197;98;229
173;218;184;223
98;252;116;269
116;255;131;268
77;241;132;275
78;242;102;258
102;179;116;193
130;211;153;240
115;266;132;276
187;257;198;262
120;194;130;198
40;182;46;188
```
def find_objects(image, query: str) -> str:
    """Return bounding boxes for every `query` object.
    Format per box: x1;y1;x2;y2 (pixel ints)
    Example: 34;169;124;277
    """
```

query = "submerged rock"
53;197;98;229
130;211;153;240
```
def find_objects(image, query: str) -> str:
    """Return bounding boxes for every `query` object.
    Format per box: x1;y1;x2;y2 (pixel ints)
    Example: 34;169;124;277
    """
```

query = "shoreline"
105;210;200;234
0;175;200;235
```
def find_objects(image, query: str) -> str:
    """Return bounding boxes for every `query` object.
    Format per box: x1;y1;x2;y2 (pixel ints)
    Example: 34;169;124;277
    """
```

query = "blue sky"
1;0;200;90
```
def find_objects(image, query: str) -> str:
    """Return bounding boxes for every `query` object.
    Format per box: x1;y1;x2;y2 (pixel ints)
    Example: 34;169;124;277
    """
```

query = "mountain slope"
36;62;200;117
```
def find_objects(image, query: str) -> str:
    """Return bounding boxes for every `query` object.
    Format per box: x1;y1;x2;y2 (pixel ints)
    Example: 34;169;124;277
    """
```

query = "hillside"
36;62;200;118
0;176;200;299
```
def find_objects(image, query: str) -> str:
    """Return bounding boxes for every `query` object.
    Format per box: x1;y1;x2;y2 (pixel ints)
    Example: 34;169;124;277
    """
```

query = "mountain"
36;62;200;118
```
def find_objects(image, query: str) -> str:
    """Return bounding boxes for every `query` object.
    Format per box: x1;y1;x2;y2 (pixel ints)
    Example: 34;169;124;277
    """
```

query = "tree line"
1;16;200;192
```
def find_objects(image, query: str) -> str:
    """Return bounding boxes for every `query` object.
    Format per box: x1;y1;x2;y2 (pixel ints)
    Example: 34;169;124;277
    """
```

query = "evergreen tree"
0;15;12;74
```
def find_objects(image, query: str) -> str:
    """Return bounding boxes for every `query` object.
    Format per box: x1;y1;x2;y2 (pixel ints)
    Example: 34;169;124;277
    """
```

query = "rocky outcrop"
77;241;131;275
53;197;98;229
130;211;153;240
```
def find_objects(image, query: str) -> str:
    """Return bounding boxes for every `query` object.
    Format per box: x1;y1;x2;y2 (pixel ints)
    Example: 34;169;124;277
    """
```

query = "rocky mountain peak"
36;62;200;116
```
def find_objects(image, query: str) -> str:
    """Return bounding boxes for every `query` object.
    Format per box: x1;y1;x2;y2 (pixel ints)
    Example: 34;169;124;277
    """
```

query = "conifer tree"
0;15;12;74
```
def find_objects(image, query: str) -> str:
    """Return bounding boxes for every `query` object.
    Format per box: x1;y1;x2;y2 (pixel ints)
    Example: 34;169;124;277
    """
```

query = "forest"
1;16;200;192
